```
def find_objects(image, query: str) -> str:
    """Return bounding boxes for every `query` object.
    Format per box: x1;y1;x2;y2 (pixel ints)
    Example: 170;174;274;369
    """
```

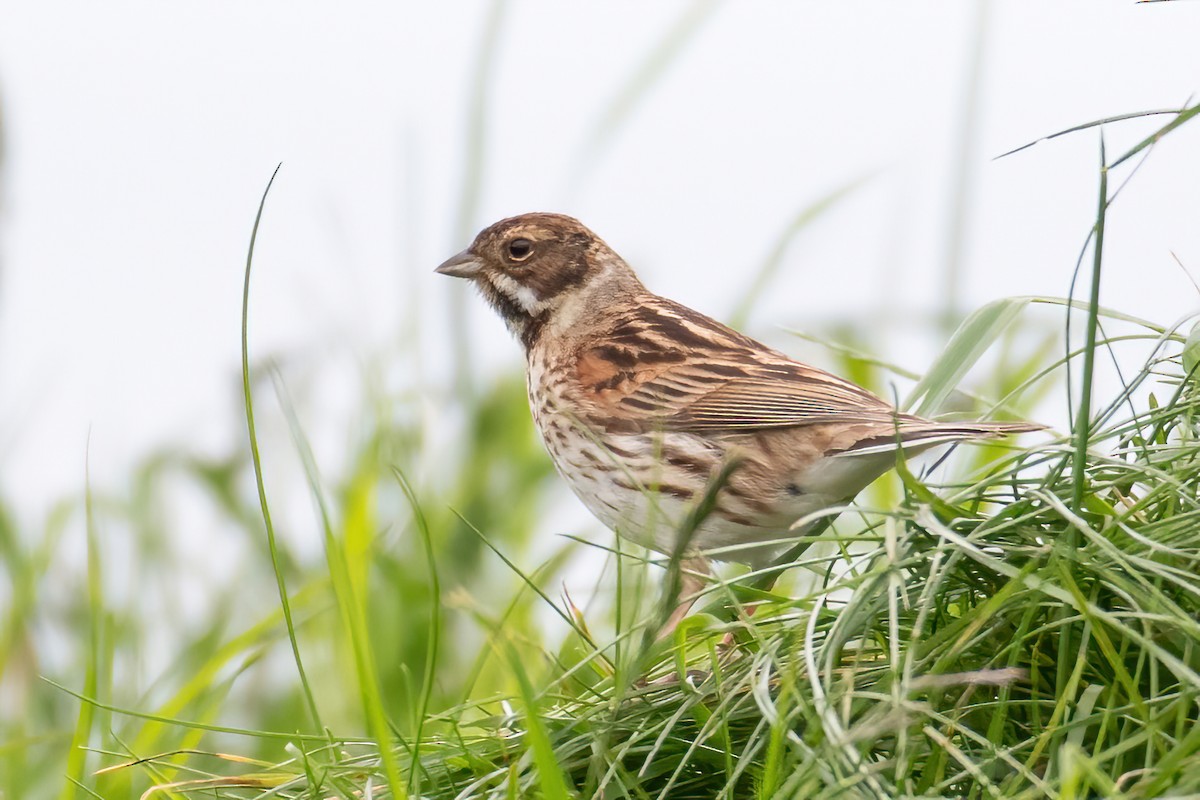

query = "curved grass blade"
450;0;511;397
1110;98;1200;169
728;175;872;330
569;0;720;188
1183;320;1200;379
60;449;102;798
392;467;441;796
505;640;574;800
1069;138;1107;516
40;677;346;743
240;163;324;736
902;297;1030;416
269;372;407;797
995;107;1187;160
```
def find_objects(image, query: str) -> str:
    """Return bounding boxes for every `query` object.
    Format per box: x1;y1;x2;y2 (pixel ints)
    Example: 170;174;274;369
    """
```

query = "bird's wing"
572;298;899;434
662;375;896;431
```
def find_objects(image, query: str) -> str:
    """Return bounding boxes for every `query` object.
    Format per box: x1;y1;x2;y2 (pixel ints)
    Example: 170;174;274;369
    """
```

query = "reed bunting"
437;213;1039;624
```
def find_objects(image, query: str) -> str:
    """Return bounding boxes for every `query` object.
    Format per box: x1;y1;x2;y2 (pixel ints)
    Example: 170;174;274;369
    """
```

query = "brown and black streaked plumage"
437;213;1040;619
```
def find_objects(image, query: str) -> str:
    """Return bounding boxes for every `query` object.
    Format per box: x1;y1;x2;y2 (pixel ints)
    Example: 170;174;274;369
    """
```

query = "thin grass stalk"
454;557;568;704
939;0;990;330
569;0;720;190
240;163;324;738
996;104;1196;161
1109;101;1200;169
505;644;573;800
455;511;597;650
44;677;341;744
270;379;408;794
60;451;101;798
451;0;509;398
647;458;741;653
1052;139;1109;764
728;176;869;330
392;467;442;796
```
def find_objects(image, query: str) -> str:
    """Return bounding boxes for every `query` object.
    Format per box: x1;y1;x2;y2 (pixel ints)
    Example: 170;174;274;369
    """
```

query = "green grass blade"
506;641;574;800
1109;100;1200;169
270;375;407;796
902;297;1030;415
450;0;510;396
40;677;344;743
728;175;871;330
392;467;441;795
60;453;101;799
570;0;720;187
1069;138;1107;516
239;162;324;735
996;107;1187;160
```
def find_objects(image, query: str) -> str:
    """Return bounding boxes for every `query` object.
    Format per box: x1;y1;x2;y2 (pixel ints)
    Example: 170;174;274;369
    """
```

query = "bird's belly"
536;421;700;555
530;407;829;567
525;372;871;567
554;445;829;567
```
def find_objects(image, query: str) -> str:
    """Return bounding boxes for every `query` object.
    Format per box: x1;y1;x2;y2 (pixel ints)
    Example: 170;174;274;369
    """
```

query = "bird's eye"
507;238;534;261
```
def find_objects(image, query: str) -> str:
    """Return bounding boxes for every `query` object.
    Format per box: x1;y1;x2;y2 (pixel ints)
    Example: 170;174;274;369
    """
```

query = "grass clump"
4;104;1198;798
99;322;1197;798
96;113;1200;798
176;311;1196;800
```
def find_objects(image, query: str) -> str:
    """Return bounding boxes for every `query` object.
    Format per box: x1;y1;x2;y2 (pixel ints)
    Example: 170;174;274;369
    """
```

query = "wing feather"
574;297;899;434
660;377;896;431
568;297;1040;446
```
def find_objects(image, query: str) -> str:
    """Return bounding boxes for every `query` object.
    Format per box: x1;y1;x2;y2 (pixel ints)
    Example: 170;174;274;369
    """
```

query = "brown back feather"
574;295;902;433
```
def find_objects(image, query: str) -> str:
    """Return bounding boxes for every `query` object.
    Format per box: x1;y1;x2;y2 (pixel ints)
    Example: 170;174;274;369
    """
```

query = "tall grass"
1;20;1199;800
195;290;1195;797
81;290;1195;799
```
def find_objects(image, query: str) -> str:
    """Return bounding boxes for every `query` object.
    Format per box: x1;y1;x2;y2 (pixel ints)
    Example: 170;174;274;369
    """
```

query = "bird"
436;213;1040;630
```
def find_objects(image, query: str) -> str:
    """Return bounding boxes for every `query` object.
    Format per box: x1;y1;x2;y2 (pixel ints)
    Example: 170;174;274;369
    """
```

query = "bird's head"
436;213;642;348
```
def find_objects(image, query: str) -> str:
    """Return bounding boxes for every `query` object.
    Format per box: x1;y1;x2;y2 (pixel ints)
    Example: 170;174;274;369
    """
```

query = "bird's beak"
435;250;484;279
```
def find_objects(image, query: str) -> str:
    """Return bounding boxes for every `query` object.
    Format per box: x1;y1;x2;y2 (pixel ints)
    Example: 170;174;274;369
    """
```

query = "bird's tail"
836;418;1045;457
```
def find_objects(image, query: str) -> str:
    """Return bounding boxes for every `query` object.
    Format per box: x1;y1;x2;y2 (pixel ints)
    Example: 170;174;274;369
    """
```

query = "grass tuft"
3;97;1199;800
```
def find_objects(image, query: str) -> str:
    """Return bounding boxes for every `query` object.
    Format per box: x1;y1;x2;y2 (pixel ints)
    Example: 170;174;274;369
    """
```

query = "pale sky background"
1;0;1198;530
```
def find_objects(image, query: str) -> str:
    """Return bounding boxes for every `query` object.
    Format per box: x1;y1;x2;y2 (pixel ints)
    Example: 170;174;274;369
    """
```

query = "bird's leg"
656;556;711;640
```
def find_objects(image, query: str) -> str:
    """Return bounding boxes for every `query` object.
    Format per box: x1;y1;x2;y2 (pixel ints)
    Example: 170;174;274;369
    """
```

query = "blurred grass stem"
940;0;990;331
451;0;510;399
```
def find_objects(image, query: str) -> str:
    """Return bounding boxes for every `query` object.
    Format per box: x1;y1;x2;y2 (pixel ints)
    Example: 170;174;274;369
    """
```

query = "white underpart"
488;270;548;316
546;426;836;568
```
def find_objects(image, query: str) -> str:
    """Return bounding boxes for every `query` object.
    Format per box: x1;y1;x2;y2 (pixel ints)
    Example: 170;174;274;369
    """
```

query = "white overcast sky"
1;1;1199;516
